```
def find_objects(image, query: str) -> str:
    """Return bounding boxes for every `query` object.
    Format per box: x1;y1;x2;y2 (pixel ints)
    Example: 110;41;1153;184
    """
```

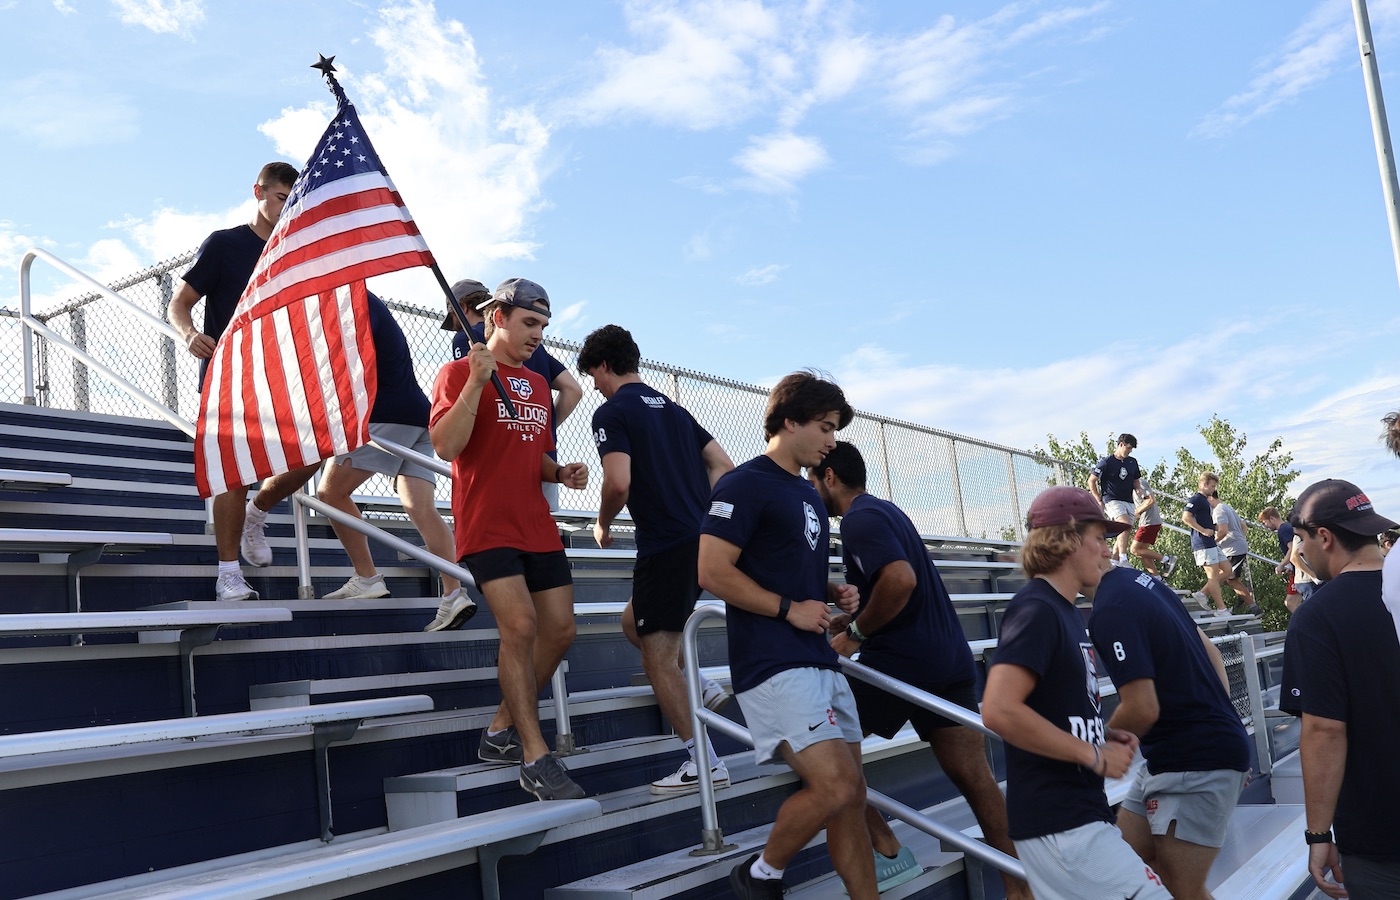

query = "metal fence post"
159;272;179;414
949;440;969;536
71;308;89;412
1005;453;1022;540
878;420;894;500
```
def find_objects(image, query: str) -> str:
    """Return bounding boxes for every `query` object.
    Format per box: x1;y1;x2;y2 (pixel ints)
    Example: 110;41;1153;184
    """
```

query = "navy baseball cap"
1026;486;1130;535
442;278;489;330
1288;479;1398;535
482;278;551;320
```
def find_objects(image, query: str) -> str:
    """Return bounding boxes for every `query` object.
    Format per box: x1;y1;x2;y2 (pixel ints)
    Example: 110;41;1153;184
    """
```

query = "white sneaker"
216;571;259;601
701;678;730;712
1192;591;1211;611
650;757;729;795
323;574;389;600
240;506;272;567
1161;555;1178;577
423;588;477;632
1212;607;1231;617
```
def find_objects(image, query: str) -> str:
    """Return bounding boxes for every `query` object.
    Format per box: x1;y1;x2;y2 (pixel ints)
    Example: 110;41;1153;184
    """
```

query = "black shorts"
849;675;979;741
461;547;571;593
631;539;702;635
1228;554;1248;579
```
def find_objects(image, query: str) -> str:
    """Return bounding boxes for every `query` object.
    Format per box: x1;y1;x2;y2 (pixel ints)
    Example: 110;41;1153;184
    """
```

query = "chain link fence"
6;251;1076;539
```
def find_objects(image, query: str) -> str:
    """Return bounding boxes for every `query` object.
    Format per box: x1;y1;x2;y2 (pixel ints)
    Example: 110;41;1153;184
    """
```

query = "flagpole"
311;55;518;419
1351;0;1400;293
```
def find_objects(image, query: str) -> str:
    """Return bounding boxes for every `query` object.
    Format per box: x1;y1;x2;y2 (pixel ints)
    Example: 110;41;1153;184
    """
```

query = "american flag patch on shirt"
708;501;734;519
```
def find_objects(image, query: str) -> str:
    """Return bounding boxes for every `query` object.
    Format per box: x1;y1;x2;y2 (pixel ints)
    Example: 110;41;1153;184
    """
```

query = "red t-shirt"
429;357;561;559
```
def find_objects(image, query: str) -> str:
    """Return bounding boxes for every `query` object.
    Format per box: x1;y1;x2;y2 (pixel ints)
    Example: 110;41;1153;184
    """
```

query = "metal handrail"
18;248;193;436
679;604;1027;885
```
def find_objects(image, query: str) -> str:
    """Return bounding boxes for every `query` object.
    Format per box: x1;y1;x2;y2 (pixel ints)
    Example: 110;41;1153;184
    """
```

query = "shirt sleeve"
179;232;221;297
429;359;471;429
1089;603;1157;687
840;507;905;583
1091;456;1108;480
701;469;759;549
993;599;1059;679
591;403;630;458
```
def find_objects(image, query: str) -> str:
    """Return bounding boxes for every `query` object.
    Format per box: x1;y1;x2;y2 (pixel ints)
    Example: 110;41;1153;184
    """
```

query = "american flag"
194;97;434;498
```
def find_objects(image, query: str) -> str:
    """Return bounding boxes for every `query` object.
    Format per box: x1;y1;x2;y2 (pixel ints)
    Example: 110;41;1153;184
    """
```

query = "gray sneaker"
1161;555;1178;577
424;588;477;632
478;726;523;764
215;571;259;602
519;752;586;801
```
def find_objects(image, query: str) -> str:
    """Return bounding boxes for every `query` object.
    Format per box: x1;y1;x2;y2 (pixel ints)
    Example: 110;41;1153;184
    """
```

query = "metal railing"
8;247;1082;542
680;607;1285;891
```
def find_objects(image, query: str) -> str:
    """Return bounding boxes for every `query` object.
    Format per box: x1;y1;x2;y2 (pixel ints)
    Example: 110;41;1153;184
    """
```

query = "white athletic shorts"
737;667;862;764
335;423;436;483
1103;500;1134;522
1121;767;1245;848
1194;547;1227;566
1014;821;1171;900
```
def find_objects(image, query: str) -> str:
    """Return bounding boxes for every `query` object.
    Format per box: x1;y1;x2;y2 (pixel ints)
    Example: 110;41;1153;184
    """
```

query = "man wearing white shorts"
699;372;872;900
1183;472;1231;615
314;294;469;630
982;487;1170;900
1088;434;1144;566
1089;564;1250;899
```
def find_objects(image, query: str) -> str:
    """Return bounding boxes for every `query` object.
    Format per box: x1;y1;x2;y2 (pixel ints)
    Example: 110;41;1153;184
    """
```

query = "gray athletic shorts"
334;423;436;483
1103;499;1134;522
1194;546;1227;566
736;667;862;765
1121;767;1245;848
1014;821;1171;900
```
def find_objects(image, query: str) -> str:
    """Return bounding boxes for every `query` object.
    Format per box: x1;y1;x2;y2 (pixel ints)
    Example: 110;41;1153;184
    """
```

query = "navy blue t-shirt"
365;293;430;427
840;493;975;689
1091;454;1140;503
1280;571;1400;860
591;382;714;557
453;324;565;450
993;578;1113;840
181;224;265;388
1088;567;1249;774
1184;492;1217;550
702;455;839;693
1275;521;1295;558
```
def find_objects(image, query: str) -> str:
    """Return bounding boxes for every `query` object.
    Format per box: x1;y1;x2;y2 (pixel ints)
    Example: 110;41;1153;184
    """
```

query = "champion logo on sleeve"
709;501;734;519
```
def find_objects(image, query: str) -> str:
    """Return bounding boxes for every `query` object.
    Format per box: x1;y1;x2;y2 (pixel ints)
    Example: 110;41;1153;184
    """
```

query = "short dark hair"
763;371;853;440
1384;410;1400;459
1296;523;1374;553
809;441;866;489
576;324;640;376
258;161;299;187
1117;433;1137;448
1381;528;1399;546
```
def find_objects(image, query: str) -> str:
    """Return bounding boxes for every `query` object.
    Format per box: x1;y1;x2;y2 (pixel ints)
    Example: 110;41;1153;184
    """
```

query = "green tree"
1034;417;1300;630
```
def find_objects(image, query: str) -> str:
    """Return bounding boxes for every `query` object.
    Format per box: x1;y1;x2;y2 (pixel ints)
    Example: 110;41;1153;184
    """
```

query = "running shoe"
240;507;272;567
323;574;389;600
519;753;586;800
1245;603;1263;617
215;571;259;602
873;846;921;893
701;677;730;712
730;855;785;899
478;726;523;764
423;588;477;632
1161;555;1177;577
1212;607;1231;617
1192;591;1212;611
650;757;730;795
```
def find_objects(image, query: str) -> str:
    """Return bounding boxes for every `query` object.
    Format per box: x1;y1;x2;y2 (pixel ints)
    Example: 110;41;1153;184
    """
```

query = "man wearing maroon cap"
982;486;1169;900
1280;479;1400;899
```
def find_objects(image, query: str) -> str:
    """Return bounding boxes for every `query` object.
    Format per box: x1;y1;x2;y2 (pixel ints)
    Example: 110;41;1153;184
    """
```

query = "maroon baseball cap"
1288;479;1398;535
1026;486;1130;535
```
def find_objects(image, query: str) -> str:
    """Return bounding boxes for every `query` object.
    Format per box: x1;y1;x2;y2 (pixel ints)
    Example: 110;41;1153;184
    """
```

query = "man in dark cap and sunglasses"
1280;479;1400;899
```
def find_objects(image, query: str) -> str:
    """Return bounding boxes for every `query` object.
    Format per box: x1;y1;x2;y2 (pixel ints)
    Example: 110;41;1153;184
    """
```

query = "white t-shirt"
1292;534;1320;585
1213;501;1248;557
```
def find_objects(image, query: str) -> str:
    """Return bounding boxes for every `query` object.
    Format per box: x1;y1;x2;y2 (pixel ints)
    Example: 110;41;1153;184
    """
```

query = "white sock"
751;855;784;881
684;737;719;766
217;560;240;576
245;500;267;523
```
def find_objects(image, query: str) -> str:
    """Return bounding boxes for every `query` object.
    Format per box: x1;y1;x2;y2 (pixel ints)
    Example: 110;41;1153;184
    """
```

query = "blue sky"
3;0;1400;511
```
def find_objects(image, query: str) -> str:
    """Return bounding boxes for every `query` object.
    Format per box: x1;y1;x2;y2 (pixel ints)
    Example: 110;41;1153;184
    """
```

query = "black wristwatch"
845;620;868;643
775;596;792;622
1304;829;1333;845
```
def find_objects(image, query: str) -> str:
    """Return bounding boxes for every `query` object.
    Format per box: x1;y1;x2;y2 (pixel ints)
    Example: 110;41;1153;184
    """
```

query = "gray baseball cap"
482;278;551;320
441;278;490;330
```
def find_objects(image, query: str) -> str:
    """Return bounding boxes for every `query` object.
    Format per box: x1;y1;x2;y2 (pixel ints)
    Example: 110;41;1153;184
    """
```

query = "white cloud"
52;0;76;14
111;0;204;36
1193;1;1376;138
0;72;139;149
735;263;785;286
1270;376;1400;513
732;132;829;192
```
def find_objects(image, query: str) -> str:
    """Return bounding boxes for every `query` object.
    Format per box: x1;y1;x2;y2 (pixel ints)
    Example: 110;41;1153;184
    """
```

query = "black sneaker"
729;854;785;898
478;726;523;764
519;753;586;801
1246;604;1263;617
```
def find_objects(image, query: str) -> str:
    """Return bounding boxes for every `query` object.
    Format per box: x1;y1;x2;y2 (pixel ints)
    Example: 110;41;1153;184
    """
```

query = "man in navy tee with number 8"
699;372;874;900
982;486;1170;900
